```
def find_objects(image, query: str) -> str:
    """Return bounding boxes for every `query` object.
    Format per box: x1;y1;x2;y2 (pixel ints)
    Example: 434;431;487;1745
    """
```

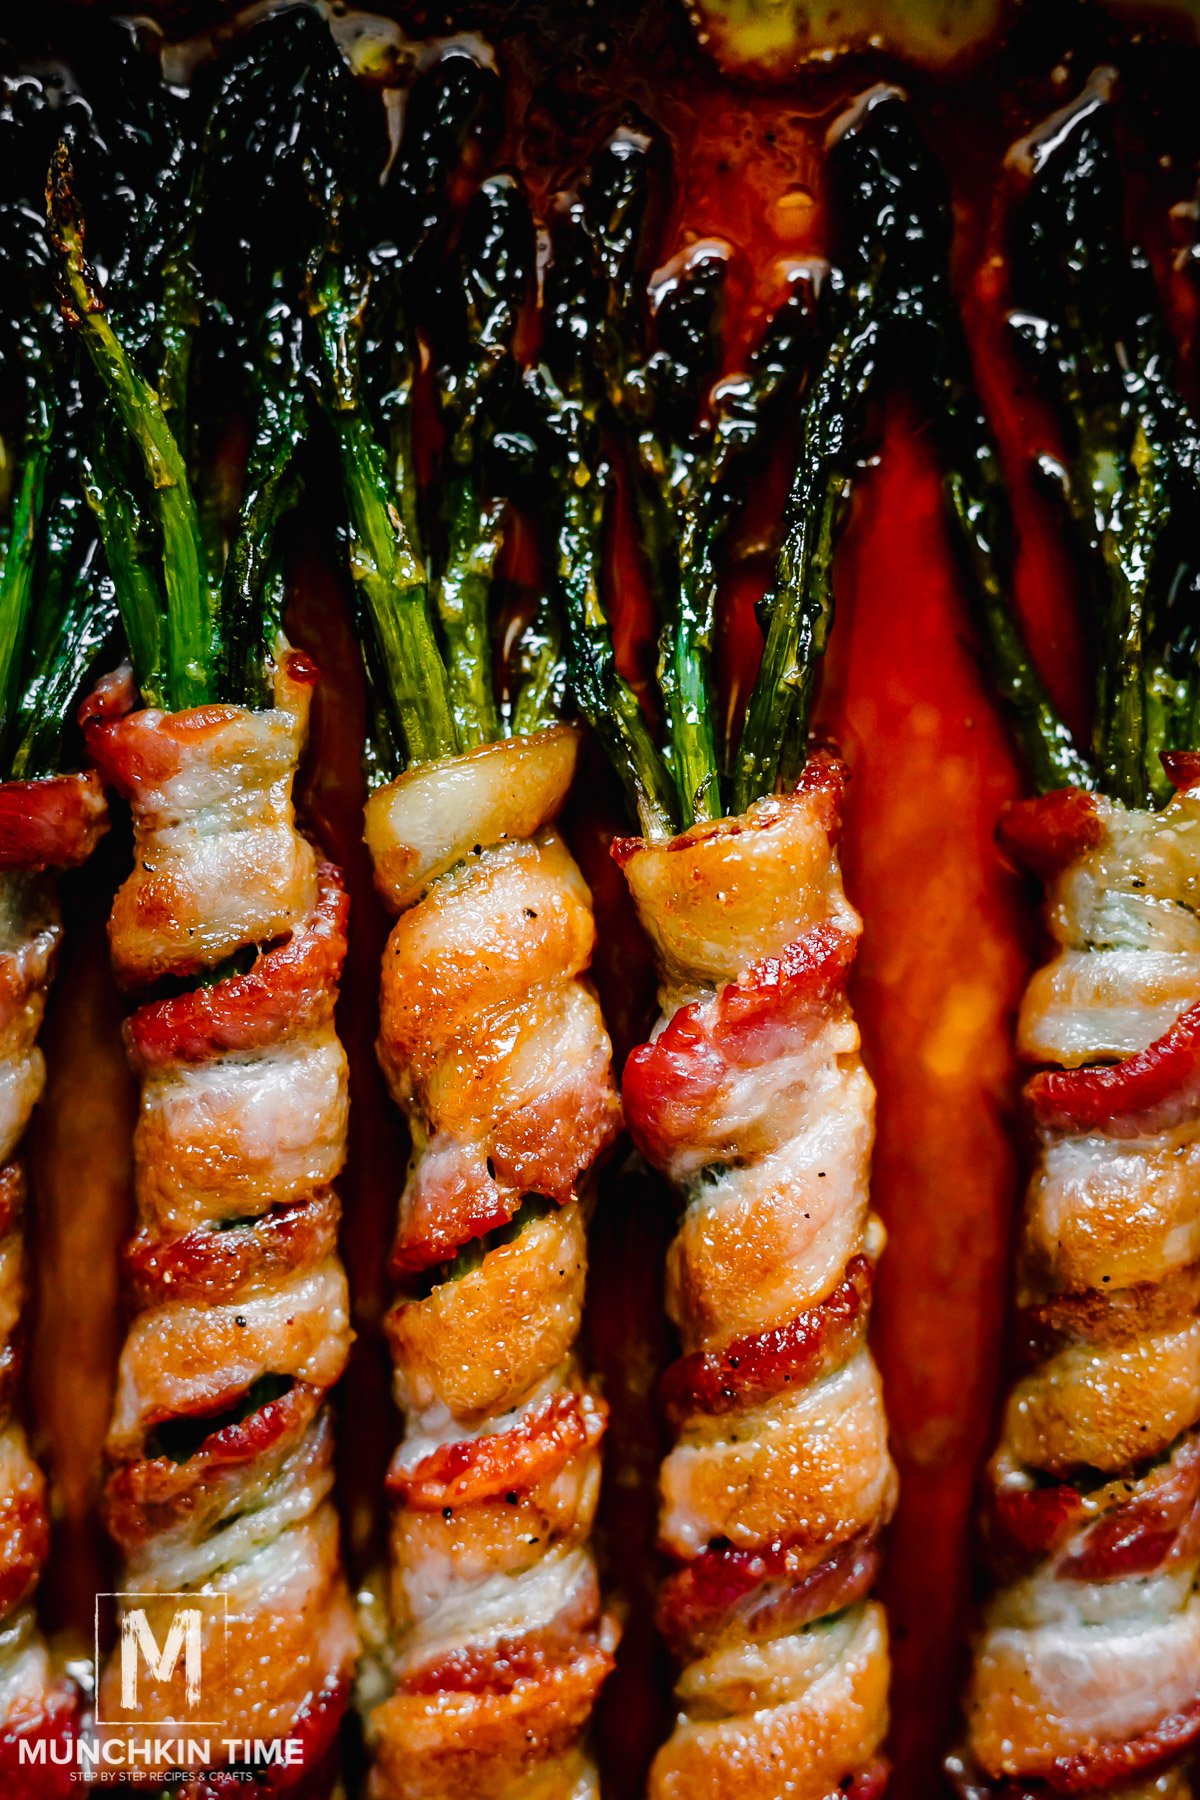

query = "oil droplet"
768;184;816;243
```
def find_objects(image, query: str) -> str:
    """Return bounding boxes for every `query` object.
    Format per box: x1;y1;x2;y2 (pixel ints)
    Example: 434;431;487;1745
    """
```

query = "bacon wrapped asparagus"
919;76;1200;1800
83;659;356;1771
49;15;360;1781
0;55;120;1784
964;778;1200;1797
617;768;891;1800
308;47;621;1797
0;783;106;1787
542;90;940;1800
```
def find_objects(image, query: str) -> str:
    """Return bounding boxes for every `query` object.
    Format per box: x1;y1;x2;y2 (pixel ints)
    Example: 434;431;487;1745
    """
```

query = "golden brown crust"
92;658;357;1780
0;823;100;1743
620;759;893;1793
649;1602;889;1800
365;735;620;1796
967;784;1200;1786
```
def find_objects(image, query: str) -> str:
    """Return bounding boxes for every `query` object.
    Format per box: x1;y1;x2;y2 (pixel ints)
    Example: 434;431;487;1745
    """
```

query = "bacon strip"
0;771;111;1774
363;726;620;1799
965;779;1200;1793
0;772;107;872
1029;1002;1200;1136
660;1253;872;1423
388;1389;606;1511
89;656;357;1785
617;755;895;1800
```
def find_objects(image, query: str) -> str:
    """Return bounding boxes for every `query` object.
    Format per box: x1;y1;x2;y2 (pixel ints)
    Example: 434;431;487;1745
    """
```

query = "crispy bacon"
1160;750;1200;795
610;751;848;872
998;789;1103;879
122;1192;340;1308
988;1435;1200;1580
389;1156;521;1276
1046;1699;1200;1793
967;774;1200;1792
400;1629;602;1698
91;659;357;1778
660;1254;872;1422
370;1635;616;1800
0;772;107;872
624;920;858;1170
103;1384;325;1553
1028;1001;1200;1136
364;729;619;1798
0;784;103;1755
388;1390;606;1511
0;1684;78;1799
616;765;894;1798
127;866;348;1068
657;1528;881;1659
86;658;320;989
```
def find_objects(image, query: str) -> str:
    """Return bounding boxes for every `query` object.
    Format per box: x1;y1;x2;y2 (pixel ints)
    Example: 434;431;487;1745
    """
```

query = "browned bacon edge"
0;769;112;1792
0;772;107;873
83;662;356;1792
362;727;621;1800
986;1432;1200;1583
951;1706;1200;1796
618;759;894;1800
963;780;1200;1799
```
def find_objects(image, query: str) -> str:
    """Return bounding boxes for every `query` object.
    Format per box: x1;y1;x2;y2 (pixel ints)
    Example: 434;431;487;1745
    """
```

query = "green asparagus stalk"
432;174;534;746
539;145;678;835
311;248;459;765
49;142;215;712
733;91;917;808
310;40;566;777
47;8;356;716
543;119;833;832
1008;76;1200;806
835;92;1099;795
0;67;118;778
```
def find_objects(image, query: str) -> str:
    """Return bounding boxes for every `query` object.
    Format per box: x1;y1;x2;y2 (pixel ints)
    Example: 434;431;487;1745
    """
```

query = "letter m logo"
120;1607;202;1710
96;1591;228;1725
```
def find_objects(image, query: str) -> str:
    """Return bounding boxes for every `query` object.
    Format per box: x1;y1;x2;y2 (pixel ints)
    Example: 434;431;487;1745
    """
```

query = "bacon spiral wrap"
0;773;105;1791
361;725;621;1800
617;755;895;1800
86;655;357;1785
963;777;1200;1798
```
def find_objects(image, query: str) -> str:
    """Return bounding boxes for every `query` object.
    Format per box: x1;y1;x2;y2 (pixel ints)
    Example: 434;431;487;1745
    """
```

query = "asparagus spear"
373;49;502;559
0;73;115;777
539;140;678;836
304;45;460;770
1008;76;1200;806
221;298;307;705
835;91;1099;796
432;174;534;746
732;92;919;806
49;141;214;711
311;42;561;776
542;122;828;832
649;254;823;821
48;11;349;715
